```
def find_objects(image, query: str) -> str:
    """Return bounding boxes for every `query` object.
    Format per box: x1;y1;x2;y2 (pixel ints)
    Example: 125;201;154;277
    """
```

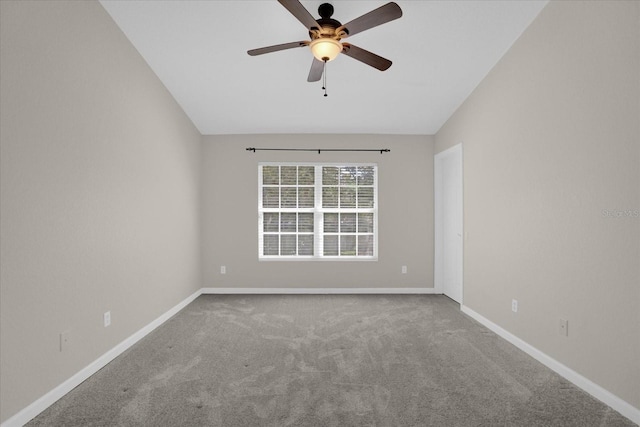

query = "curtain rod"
246;148;390;154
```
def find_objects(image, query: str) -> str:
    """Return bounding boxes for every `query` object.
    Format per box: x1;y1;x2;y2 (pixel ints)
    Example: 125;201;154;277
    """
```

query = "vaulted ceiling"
99;0;548;135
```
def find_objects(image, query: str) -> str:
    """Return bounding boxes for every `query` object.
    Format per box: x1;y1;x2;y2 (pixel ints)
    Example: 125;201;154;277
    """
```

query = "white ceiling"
99;0;548;135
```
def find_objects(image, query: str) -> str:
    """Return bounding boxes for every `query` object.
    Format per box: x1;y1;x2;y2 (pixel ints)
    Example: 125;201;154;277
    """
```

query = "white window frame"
258;162;378;261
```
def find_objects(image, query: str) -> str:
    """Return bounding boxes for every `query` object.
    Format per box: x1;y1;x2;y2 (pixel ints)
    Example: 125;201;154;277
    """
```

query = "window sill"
259;256;378;262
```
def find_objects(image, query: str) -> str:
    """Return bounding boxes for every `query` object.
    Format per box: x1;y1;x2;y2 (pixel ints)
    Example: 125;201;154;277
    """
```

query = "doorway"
434;143;463;303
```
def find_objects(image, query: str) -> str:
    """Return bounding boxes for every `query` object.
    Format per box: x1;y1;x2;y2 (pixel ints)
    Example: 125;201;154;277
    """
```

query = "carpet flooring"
27;295;635;426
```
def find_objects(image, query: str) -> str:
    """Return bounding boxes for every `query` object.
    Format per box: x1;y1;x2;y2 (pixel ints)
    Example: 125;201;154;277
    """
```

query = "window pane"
298;166;314;185
323;187;338;208
340;235;357;256
340;187;356;208
282;187;297;207
323;167;339;185
357;166;374;185
263;187;279;208
281;166;297;185
340;213;356;233
358;187;374;208
264;235;279;255
298;235;314;255
324;213;338;232
358;213;374;233
264;213;279;232
324;235;338;256
281;213;296;232
358;235;374;256
298;213;314;232
263;166;279;185
340;167;357;185
299;187;314;208
281;235;296;255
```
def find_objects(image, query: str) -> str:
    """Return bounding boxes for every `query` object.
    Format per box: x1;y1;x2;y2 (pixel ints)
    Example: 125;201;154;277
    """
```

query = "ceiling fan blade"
307;58;324;82
342;43;392;71
338;2;402;38
278;0;320;30
247;41;308;56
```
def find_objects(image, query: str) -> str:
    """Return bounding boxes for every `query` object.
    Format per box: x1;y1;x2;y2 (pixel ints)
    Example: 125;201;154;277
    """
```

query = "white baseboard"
461;304;640;425
202;287;439;294
1;289;202;427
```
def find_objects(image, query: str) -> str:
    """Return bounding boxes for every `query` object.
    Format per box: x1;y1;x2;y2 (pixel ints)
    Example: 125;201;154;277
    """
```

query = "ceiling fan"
247;0;402;84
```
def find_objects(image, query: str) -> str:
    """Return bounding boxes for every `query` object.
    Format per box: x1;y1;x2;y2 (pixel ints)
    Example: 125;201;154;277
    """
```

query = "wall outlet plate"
104;311;111;327
511;299;518;313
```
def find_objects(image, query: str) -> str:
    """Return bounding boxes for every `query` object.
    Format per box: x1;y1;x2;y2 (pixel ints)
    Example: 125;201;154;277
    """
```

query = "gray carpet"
28;295;635;426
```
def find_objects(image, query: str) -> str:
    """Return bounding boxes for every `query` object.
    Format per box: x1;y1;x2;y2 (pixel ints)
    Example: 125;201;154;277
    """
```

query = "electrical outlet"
221;265;226;275
559;318;568;337
59;331;70;352
401;265;407;274
104;311;111;327
511;299;518;313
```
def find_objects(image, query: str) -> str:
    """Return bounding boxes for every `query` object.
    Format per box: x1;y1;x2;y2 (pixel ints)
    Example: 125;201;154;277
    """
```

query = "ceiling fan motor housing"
311;3;346;39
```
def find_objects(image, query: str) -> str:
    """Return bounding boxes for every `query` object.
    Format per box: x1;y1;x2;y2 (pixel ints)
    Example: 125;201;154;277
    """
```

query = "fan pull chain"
322;60;328;97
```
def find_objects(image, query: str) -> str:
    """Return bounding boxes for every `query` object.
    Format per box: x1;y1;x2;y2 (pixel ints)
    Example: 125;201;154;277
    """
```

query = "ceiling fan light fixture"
310;38;342;62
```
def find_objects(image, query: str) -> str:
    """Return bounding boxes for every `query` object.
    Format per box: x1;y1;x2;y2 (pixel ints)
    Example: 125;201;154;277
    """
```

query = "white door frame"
434;143;463;304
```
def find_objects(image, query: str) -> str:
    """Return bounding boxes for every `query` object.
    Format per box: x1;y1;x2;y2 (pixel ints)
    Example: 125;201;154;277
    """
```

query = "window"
259;163;377;260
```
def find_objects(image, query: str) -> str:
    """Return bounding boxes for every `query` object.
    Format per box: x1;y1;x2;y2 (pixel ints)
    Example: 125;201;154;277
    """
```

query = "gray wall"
0;1;202;422
435;0;639;409
202;134;434;289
